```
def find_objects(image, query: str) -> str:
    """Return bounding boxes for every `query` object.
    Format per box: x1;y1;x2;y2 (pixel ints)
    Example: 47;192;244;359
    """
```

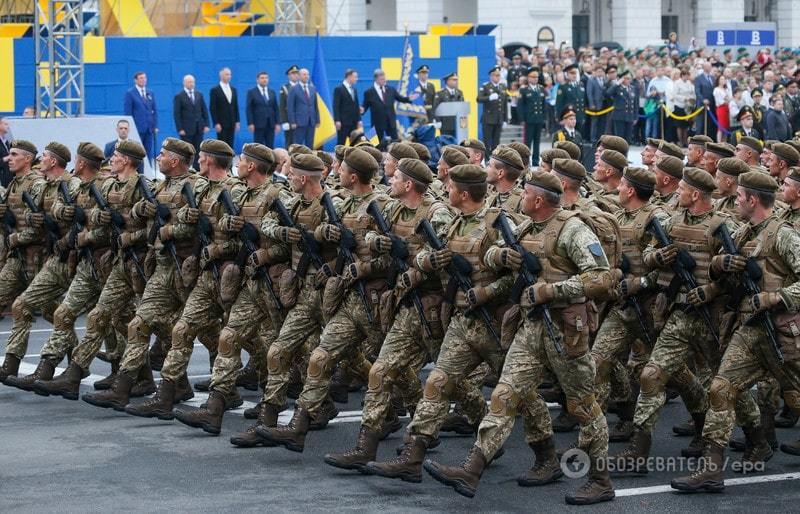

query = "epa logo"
561;448;590;478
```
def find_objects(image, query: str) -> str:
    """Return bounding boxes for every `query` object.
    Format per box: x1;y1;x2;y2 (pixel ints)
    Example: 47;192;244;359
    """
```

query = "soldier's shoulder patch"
588;242;604;256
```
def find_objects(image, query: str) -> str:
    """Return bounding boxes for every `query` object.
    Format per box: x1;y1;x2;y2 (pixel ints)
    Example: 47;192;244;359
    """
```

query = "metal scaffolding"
274;0;305;35
35;0;85;117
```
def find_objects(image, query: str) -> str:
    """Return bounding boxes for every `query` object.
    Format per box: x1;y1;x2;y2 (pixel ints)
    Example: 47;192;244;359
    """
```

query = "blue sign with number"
706;30;735;46
735;30;775;46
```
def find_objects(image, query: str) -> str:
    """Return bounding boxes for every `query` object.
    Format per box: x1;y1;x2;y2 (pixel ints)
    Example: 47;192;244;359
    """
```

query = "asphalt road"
3;314;800;513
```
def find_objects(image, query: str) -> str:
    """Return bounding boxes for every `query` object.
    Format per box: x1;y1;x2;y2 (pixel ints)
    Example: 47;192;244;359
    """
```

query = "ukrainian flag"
312;33;337;149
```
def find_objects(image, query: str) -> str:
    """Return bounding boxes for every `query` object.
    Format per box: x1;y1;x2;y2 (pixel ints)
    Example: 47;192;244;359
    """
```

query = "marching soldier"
552;108;583;146
460;138;486;166
713;158;751;220
477;66;508;155
517;68;546;166
433;145;469;198
414;65;436;123
423;170;615;505
324;157;453;470
383;143;420;192
590;149;626;213
280;65;300;147
257;147;390;453
35;140;153;400
686;135;712;168
672;172;800;492
433;73;464;138
173;143;292;434
734;135;763;166
556;64;587;134
485;145;525;213
768;142;800;183
652;155;684;211
1;142;80;388
703;142;735;179
0;140;46;381
640;138;661;173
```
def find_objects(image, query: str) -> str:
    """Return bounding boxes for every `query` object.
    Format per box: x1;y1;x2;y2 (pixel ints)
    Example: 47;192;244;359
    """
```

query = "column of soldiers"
5;127;800;507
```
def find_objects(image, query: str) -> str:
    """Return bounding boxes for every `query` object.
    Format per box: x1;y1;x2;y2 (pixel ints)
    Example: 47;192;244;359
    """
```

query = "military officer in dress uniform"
433;73;465;138
556;63;587;134
506;52;526;87
477;66;508;155
414;65;437;123
517;67;546;166
729;106;764;146
279;65;300;147
552;107;583;146
607;70;639;143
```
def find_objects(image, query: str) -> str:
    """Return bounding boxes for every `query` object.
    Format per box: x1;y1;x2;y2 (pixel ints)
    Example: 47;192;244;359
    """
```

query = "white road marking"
0;326;87;336
615;472;800;497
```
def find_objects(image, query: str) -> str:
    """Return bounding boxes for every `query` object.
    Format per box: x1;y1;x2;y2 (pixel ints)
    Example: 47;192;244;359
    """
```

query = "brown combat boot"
32;362;87;400
517;437;564;486
174;390;226;435
324;425;382;471
423;445;488;498
671;440;726;492
124;378;178;420
230;402;281;448
608;401;635;443
364;434;430;482
235;360;260;391
611;428;651;475
309;397;339;430
394;431;440;455
243;401;263;420
174;373;194;403
92;359;120;391
736;423;773;473
256;406;310;452
130;365;156;397
681;412;707;458
5;358;56;391
82;370;135;410
0;354;21;383
565;457;615;505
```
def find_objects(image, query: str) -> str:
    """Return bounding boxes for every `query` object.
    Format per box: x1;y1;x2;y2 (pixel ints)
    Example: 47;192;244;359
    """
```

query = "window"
661;16;678;40
572;15;589;48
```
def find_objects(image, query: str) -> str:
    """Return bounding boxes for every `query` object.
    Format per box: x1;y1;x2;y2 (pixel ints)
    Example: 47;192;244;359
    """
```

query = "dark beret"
705;142;735;158
645;137;663;149
441;145;469;167
199;139;234;158
655;155;684;178
334;145;347;161
359;145;384;165
449;164;487;185
738;170;779;193
526;169;564;194
737;136;763;154
162;137;195;161
658;140;684;159
600;149;627;172
343;147;379;176
491;145;525;171
116;140;147;160
460;138;486;153
682;167;716;193
553;140;581;160
540;148;571;166
242;143;274;165
552;158;587;181
398;158;433;184
772;142;800;166
623;166;656;190
315;150;333;168
76;142;104;164
388;142;418;162
409;142;431;162
505;141;531;164
688;135;713;146
45;141;71;164
291;153;325;173
597;135;629;156
716;157;750;177
288;143;313;156
11;140;37;156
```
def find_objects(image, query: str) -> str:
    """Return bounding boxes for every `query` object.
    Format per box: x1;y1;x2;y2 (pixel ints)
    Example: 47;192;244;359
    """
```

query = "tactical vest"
517;210;584;306
106;176;142;233
339;192;388;263
656;212;725;289
737;218;793;300
239;183;284;251
489;188;522;213
291;194;337;274
389;198;446;292
152;173;200;257
446;208;502;308
197;178;237;247
5;172;41;236
41;174;77;236
618;203;661;277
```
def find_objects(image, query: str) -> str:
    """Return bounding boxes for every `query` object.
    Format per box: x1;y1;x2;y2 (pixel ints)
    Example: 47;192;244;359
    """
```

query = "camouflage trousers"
703;325;800;447
360;302;444;431
160;269;225;382
0;254;39;312
209;276;282;396
476;317;608;461
592;305;652;408
297;289;384;415
71;258;137;370
5;255;72;359
39;259;103;361
407;310;505;439
633;309;719;433
264;282;323;408
120;258;188;374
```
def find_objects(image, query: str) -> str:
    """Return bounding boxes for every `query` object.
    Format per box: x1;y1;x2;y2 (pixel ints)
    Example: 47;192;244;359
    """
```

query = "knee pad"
670;364;696;389
218;327;239;358
367;360;390;394
783;390;800;414
53;304;77;330
171;319;192;347
422;368;453;401
592;353;613;384
566;393;603;424
127;315;150;342
267;344;288;374
11;297;32;321
87;306;109;330
639;363;667;397
709;376;735;412
489;383;519;417
307;347;332;380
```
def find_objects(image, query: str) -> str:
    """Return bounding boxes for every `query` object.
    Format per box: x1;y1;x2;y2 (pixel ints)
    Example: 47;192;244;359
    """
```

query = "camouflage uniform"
590;189;621;214
359;197;452;431
208;180;292;396
477;211;611;461
653;189;680;212
703;216;800;447
140;175;237;382
5;171;80;359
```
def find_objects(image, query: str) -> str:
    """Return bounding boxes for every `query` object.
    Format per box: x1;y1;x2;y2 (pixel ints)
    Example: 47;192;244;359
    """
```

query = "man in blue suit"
104;119;143;173
287;68;319;148
694;61;715;138
123;71;158;161
246;71;280;149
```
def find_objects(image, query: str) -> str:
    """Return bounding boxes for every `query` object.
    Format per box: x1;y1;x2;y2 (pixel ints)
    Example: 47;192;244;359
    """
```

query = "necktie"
140;88;146;100
350;86;355;101
262;87;268;102
189;90;194;103
381;86;386;102
304;85;309;99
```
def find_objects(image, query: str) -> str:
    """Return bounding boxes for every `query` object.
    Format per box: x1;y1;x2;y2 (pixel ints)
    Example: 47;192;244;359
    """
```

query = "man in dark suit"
0;116;12;187
766;95;793;141
413;64;436;122
104;119;144;173
432;72;465;138
694;62;716;138
173;74;209;165
209;67;240;148
287;68;319;148
332;69;362;145
362;68;412;147
279;65;300;148
246;71;280;149
123;71;158;161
